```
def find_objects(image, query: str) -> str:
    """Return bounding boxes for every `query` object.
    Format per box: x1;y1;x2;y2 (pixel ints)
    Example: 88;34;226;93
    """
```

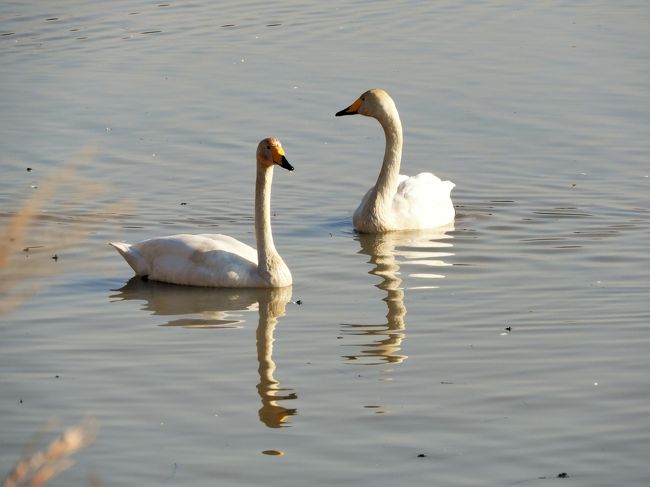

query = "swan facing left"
110;137;294;288
336;88;455;233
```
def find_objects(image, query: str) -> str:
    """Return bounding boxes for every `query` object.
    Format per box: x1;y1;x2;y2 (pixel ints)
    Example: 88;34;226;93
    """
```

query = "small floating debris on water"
51;254;59;261
26;167;32;171
266;23;282;27
180;202;187;206
538;472;570;480
417;453;427;458
261;450;284;456
23;246;44;253
295;299;302;305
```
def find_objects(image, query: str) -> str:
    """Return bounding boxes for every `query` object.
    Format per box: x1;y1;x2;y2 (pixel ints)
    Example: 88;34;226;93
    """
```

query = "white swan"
110;137;294;288
336;88;455;233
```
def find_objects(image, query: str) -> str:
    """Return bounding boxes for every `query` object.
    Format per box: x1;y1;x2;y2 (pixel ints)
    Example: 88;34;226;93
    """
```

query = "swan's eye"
267;145;271;150
361;97;365;101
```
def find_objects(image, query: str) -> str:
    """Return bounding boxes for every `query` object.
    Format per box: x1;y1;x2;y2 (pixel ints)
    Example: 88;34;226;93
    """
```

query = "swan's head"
257;137;294;171
335;88;396;120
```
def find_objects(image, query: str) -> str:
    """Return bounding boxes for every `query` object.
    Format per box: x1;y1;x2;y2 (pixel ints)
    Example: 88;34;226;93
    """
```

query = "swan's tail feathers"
109;242;150;276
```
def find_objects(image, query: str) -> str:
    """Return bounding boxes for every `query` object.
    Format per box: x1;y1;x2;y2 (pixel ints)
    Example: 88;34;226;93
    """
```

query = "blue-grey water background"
1;1;649;486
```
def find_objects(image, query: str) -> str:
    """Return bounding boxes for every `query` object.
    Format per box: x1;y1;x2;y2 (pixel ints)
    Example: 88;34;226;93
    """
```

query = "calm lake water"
1;1;649;486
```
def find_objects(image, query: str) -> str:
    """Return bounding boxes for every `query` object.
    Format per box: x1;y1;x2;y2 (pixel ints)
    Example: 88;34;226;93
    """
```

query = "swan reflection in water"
110;279;297;428
342;225;454;366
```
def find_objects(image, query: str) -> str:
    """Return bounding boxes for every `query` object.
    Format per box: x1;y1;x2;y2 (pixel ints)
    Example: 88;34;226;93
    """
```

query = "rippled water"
1;1;649;486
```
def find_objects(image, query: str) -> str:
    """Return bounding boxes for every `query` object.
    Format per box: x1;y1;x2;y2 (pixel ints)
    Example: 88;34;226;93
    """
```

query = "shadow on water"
110;280;297;428
340;225;455;366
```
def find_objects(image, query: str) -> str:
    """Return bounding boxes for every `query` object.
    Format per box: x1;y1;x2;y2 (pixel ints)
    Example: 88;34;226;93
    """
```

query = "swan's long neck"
374;106;403;206
255;164;284;284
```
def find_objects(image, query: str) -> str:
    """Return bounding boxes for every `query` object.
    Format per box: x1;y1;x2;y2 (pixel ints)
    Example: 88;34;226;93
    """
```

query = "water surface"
1;1;649;486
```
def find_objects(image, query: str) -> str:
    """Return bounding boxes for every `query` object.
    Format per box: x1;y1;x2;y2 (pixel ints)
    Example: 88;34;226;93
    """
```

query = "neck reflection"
342;226;454;366
255;288;297;428
110;280;297;428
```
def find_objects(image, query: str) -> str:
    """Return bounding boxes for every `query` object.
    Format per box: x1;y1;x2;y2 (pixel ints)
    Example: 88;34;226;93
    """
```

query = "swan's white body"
110;138;293;288
337;88;455;233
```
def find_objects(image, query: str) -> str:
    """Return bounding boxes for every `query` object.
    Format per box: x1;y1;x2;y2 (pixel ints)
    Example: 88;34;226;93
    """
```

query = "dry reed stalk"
0;145;127;315
0;146;97;265
1;419;97;487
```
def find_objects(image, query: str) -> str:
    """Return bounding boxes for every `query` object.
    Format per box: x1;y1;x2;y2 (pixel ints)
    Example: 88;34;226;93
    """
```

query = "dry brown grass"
2;419;97;487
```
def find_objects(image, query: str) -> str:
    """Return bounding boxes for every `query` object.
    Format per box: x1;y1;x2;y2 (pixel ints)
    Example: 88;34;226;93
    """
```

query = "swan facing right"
336;88;455;233
110;137;294;288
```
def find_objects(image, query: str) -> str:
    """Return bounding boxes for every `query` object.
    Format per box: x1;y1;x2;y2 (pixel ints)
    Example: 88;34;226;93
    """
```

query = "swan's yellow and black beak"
272;146;294;171
335;97;362;117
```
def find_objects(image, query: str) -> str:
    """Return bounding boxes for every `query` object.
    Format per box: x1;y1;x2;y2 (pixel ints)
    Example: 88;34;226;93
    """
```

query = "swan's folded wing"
393;173;455;229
